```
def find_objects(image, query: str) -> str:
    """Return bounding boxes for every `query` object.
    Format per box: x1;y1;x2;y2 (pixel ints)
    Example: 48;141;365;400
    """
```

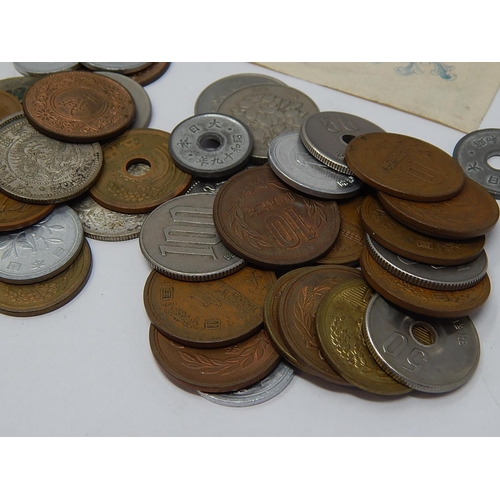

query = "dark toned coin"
149;324;280;393
0;191;55;231
213;165;341;269
128;63;171;86
23;71;135;143
0;76;41;103
345;132;465;202
378;177;500;239
0;90;23;120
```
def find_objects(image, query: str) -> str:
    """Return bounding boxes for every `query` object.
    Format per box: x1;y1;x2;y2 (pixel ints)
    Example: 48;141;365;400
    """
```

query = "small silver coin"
268;131;364;199
453;128;500;199
169;113;253;178
0;204;84;284
300;111;385;175
139;192;245;281
0;76;41;103
13;62;80;76
81;62;151;74
197;361;295;407
363;294;480;393
185;178;226;195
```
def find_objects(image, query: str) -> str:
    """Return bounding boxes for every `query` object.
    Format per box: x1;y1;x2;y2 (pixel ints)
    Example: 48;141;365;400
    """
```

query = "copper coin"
129;63;171;86
0;191;55;231
143;265;277;348
0;90;23;120
23;71;135;143
149;324;280;393
213;165;341;268
345;132;465;202
0;238;92;317
0;76;40;103
89;128;191;213
360;245;491;318
378;177;500;239
360;195;485;265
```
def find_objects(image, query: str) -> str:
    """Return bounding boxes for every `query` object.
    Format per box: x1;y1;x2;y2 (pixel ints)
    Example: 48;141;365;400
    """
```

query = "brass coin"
89;128;191;214
360;245;491;318
0;191;55;231
315;279;412;396
143;265;277;348
23;71;135;143
378;177;500;239
129;63;171;86
149;324;280;393
360;195;485;266
345;132;465;202
0;90;23;120
213;165;341;269
0;238;92;317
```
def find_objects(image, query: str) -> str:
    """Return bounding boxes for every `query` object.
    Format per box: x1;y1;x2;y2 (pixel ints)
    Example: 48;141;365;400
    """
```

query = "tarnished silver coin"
300;111;385;175
0;113;102;204
0;204;84;284
0;76;41;103
185;178;226;195
453;128;500;199
70;194;148;242
363;294;480;393
13;62;80;76
81;62;151;74
268;131;364;199
139;192;245;281
365;234;488;291
197;361;294;407
169;113;253;178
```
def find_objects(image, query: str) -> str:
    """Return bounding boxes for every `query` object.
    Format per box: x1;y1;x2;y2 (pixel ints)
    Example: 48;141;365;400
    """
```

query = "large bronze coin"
144;265;276;348
315;279;412;396
213;165;341;269
345;133;465;202
149;324;280;393
89;128;191;213
378;177;500;239
361;195;485;265
129;63;170;86
0;191;55;231
360;245;491;318
23;71;135;143
0;90;23;120
0;238;92;316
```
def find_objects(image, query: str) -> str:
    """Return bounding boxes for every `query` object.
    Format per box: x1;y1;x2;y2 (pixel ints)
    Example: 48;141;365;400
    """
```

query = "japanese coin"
149;325;280;393
0;238;92;316
213;165;341;269
81;62;152;74
363;294;480;393
300;111;385;175
14;62;81;76
315;279;412;395
89;128;191;214
139;193;245;281
0;90;23;120
129;62;171;86
0;191;55;231
169;113;253;178
143;265;276;348
0;76;40;103
345;133;465;202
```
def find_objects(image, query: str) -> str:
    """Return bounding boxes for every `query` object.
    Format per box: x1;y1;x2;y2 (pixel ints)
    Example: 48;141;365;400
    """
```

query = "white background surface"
0;60;499;438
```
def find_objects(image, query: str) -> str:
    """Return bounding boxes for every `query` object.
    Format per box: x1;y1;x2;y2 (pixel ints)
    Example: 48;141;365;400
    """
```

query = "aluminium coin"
13;62;81;76
80;62;152;74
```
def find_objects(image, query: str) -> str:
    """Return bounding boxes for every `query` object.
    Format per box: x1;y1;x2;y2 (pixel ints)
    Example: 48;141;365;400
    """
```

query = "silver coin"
0;76;40;103
169;113;253;178
13;62;80;76
185;178;226;195
217;84;319;163
363;294;480;393
300;111;385;175
69;195;148;242
453;128;500;199
195;73;287;114
197;361;295;407
96;72;152;129
80;62;151;74
139;192;245;281
0;204;84;284
0;113;102;204
268;131;364;199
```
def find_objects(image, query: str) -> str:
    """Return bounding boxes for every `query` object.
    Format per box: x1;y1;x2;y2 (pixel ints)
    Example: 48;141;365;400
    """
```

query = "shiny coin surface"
0;90;23;120
268;131;364;199
139;193;245;281
213;165;341;269
345;133;465;202
14;62;81;76
0;191;55;231
363;294;480;393
300;111;385;175
0;76;40;103
129;62;170;86
0;238;92;316
81;62;151;74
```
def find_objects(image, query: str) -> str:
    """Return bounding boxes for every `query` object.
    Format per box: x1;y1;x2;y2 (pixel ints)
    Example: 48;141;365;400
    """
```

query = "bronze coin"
129;63;171;86
0;76;41;103
23;71;135;143
0;238;92;317
149;324;280;393
361;194;485;266
0;90;23;120
0;191;55;231
360;245;491;318
378;177;500;239
345;132;465;202
89;128;191;213
143;265;277;348
213;165;341;268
